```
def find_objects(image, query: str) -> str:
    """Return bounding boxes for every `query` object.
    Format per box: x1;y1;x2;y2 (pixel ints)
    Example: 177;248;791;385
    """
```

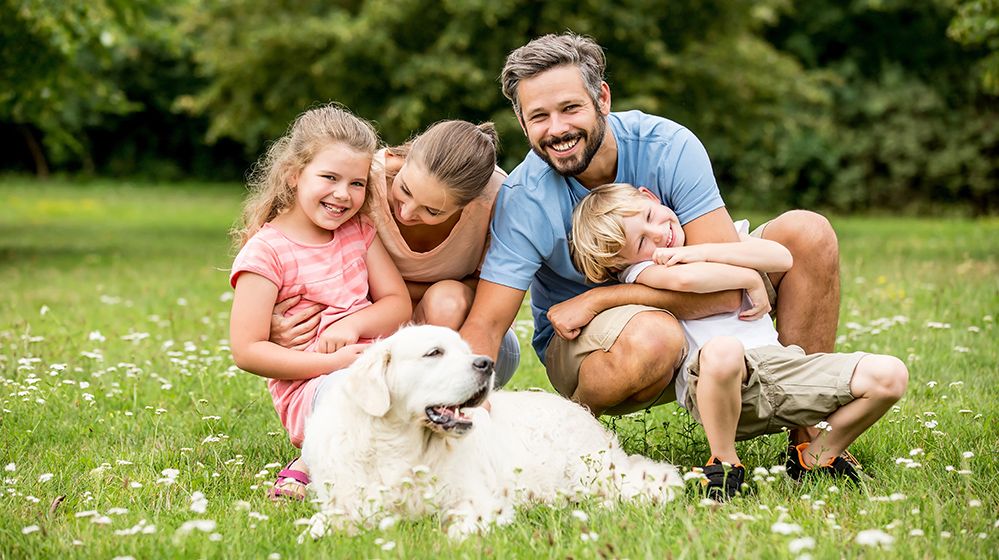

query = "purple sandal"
268;458;309;501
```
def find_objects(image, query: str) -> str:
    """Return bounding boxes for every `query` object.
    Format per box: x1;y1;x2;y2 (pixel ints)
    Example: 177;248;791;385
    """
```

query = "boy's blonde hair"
570;183;649;283
232;103;379;249
385;120;499;208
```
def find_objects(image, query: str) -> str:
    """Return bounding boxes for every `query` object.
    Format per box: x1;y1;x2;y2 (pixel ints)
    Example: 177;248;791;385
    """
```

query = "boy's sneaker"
702;457;745;501
782;436;866;473
785;442;861;483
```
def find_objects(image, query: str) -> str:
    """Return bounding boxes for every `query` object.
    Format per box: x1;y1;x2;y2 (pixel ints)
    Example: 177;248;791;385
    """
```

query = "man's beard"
532;113;607;178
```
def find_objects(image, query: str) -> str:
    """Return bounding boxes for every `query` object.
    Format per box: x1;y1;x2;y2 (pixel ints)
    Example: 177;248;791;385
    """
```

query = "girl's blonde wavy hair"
570;183;649;284
231;103;379;250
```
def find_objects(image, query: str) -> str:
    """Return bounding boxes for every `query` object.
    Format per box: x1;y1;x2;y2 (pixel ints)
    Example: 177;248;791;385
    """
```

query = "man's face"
516;65;609;177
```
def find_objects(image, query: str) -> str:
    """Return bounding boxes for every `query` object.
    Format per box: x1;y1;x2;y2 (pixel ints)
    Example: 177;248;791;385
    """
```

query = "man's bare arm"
459;279;526;359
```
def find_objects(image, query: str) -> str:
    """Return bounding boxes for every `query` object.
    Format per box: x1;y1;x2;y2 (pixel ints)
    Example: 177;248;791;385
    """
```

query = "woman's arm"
230;273;365;379
652;237;793;272
316;237;412;352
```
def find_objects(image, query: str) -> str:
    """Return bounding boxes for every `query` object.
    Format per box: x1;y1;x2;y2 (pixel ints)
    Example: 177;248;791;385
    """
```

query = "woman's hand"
269;295;325;350
739;276;772;321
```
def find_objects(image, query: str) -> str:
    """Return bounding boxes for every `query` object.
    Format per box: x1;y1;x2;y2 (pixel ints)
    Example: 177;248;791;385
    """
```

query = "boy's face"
617;188;684;264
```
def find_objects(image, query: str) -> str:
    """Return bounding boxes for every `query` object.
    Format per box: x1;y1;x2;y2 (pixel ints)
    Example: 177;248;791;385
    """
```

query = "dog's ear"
344;340;392;417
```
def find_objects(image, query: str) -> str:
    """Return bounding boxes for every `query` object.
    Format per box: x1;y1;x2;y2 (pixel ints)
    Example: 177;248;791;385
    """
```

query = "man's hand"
316;323;360;354
547;292;599;340
269;295;325;350
739;276;771;321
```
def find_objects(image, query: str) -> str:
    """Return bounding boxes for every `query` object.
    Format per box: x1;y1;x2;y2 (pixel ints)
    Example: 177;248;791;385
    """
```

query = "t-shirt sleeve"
480;186;547;291
662;128;724;225
618;261;655;284
230;236;283;289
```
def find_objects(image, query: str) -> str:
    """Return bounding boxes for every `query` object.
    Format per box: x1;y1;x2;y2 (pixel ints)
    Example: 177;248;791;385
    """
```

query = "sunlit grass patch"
1;180;996;558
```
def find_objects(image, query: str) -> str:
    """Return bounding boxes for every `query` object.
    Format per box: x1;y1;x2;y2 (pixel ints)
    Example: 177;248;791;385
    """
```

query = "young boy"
569;183;908;500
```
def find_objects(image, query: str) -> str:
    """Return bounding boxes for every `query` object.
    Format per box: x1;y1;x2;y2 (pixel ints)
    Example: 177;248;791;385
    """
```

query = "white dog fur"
301;325;682;538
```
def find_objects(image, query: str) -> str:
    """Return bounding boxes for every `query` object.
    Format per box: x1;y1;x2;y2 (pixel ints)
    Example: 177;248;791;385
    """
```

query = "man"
460;32;840;452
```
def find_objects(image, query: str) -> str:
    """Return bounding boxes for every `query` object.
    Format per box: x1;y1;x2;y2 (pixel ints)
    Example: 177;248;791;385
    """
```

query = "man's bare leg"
572;311;686;416
760;210;840;445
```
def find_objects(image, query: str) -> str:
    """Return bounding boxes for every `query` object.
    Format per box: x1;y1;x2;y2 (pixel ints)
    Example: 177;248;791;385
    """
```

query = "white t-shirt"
617;220;779;407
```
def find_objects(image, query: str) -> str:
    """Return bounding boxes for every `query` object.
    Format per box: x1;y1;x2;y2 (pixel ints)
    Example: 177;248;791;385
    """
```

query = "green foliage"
0;1;154;168
1;1;996;213
948;0;999;94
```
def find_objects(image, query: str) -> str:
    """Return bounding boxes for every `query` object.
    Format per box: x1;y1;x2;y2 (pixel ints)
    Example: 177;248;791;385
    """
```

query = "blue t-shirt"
481;110;725;363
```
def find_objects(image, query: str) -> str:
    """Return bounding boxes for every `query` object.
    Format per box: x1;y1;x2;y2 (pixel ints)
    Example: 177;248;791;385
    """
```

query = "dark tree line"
2;0;996;213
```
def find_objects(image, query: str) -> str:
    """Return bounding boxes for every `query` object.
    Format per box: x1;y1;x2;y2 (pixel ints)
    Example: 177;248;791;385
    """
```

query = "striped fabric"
230;215;376;446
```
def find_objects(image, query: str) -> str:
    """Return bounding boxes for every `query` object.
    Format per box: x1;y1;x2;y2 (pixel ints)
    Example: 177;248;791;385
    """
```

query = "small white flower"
107;507;129;515
208;533;222;542
962;451;974;459
788;537;815;553
909;448;924;456
22;525;41;534
969;500;982;507
909;529;924;536
4;463;15;472
88;331;106;342
75;510;99;518
571;510;589;522
855;529;894;547
941;531;952;538
923;420;938;429
771;522;802;535
267;554;281;560
175;519;216;536
38;473;54;483
380;541;396;551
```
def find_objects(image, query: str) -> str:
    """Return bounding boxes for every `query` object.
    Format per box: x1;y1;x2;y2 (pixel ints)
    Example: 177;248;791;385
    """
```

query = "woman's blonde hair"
232;103;379;249
570;183;649;283
385;120;499;207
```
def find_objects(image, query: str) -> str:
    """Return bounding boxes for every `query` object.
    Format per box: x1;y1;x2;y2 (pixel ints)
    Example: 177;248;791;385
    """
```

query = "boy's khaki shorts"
545;304;682;415
685;344;865;440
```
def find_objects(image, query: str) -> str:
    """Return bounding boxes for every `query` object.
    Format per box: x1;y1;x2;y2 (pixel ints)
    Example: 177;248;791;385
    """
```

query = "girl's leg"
801;354;908;467
695;336;749;464
413;280;474;330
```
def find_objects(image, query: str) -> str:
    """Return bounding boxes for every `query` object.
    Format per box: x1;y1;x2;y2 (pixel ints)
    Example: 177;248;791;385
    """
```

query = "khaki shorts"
749;221;779;318
685;344;865;440
545;304;683;415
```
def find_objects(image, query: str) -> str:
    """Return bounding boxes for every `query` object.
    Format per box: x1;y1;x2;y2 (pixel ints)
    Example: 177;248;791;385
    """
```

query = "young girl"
270;120;521;386
228;104;411;500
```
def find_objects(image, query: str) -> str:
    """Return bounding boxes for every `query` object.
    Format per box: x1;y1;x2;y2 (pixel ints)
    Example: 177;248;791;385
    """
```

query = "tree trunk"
19;124;49;179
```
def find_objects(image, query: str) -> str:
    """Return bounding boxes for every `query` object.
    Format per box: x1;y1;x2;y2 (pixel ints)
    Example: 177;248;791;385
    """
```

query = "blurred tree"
0;0;160;176
768;0;998;213
948;0;999;94
180;0;827;208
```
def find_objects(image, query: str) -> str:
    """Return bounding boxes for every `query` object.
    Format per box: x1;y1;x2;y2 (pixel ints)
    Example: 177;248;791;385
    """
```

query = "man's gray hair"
500;33;606;118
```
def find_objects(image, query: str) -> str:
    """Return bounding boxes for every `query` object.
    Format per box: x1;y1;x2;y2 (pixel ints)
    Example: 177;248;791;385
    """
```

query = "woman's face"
389;162;462;226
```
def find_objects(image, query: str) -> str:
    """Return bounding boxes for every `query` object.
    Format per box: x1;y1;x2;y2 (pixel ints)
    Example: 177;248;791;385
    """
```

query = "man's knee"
617;311;686;370
768;210;839;266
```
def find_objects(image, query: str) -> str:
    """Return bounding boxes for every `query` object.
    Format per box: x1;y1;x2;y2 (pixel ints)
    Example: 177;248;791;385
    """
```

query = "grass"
1;178;996;559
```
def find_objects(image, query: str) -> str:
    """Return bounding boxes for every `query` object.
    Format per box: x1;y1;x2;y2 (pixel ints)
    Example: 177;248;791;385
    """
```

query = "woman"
268;120;520;499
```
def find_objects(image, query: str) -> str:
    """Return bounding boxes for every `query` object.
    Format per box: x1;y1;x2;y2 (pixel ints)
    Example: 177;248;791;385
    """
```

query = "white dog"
301;325;682;538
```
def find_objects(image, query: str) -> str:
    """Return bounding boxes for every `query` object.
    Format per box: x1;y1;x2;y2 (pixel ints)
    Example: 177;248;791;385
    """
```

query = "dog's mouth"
424;382;490;434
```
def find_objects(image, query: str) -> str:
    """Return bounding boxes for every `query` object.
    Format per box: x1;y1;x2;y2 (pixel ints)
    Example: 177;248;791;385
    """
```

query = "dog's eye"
423;347;443;358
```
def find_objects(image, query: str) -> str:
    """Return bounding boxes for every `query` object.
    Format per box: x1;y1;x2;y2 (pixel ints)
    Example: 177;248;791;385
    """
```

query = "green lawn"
1;179;996;559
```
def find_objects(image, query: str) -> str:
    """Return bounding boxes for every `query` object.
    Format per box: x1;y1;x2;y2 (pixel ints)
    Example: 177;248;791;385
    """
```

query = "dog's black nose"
472;356;494;374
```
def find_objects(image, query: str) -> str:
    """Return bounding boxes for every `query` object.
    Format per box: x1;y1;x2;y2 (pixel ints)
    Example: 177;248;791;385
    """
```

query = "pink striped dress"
230;216;375;446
